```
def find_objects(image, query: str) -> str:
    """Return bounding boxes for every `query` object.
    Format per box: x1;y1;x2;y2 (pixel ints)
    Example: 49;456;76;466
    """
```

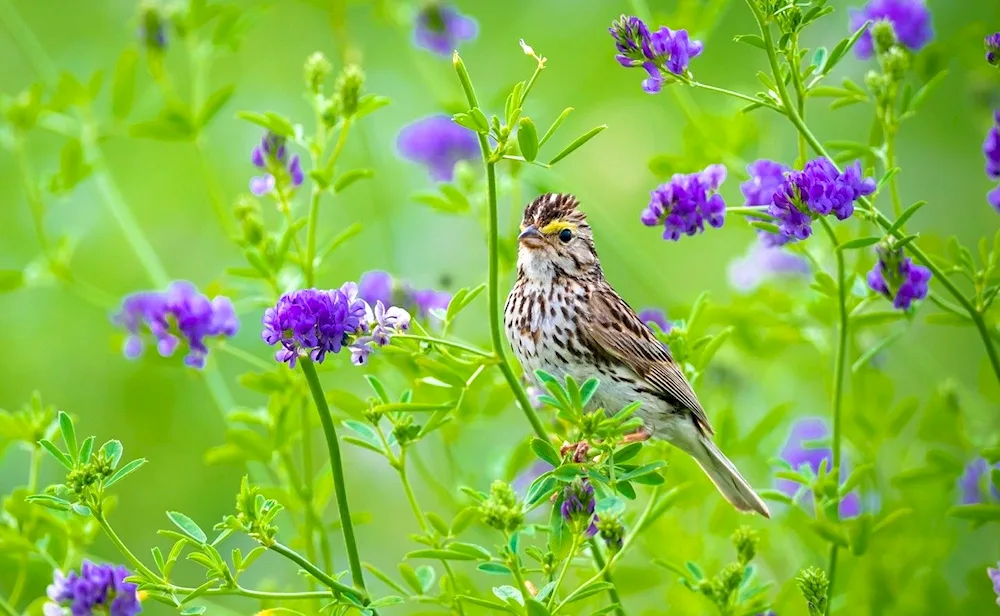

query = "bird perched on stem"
504;193;769;517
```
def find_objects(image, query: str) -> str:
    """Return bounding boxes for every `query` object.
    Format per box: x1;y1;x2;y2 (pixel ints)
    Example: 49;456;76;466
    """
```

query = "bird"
503;192;770;517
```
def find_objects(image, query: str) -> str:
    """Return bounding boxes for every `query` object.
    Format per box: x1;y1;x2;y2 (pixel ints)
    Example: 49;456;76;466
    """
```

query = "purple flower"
849;0;933;60
513;460;552;496
397;115;480;182
637;308;671;332
984;111;1000;180
987;33;1000;66
957;458;1000;505
45;560;142;616
609;15;702;93
768;158;875;241
250;132;304;196
728;243;810;292
866;245;931;310
358;270;394;307
989;562;1000;607
742;160;792;247
777;418;861;519
406;286;452;319
641;164;727;241
413;4;477;56
560;478;598;536
989;185;1000;213
113;281;238;369
261;284;410;367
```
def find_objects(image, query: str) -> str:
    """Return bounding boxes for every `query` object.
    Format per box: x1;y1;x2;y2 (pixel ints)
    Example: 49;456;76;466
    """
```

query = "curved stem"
687;80;784;113
299;358;368;595
0;595;17;616
395;333;494;358
270;541;365;603
94;512;161;581
742;0;1000;388
150;583;331;601
547;535;581;609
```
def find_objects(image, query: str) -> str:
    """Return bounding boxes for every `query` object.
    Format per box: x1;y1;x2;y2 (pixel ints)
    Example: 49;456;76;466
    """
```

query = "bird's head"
516;193;600;281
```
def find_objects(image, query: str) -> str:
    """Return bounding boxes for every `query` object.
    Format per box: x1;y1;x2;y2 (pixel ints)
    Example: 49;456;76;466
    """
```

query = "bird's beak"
518;225;543;244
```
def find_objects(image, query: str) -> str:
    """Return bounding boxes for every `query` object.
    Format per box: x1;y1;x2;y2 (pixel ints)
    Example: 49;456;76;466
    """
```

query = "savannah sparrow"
504;193;770;517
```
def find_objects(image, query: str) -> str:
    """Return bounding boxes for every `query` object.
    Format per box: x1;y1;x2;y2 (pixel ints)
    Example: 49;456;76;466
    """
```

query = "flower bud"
796;566;829;616
731;525;758;566
392;415;421;445
882;46;910;81
304;51;333;94
139;2;168;51
871;20;898;56
479;480;524;533
596;513;625;555
335;64;365;117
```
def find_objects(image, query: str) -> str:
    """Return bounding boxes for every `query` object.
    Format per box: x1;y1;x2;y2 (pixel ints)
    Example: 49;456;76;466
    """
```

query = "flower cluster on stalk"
848;0;933;60
413;3;477;56
397;115;480;182
640;164;727;241
560;478;598;537
866;243;931;311
249;131;304;197
609;14;703;93
767;158;875;241
957;458;1000;505
358;270;451;319
113;281;238;369
728;242;810;292
986;33;1000;67
741;159;791;247
777;418;861;519
984;111;1000;213
45;561;142;616
261;283;410;367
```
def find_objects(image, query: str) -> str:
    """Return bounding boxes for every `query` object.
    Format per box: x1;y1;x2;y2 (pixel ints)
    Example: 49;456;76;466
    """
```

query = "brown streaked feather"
580;282;714;436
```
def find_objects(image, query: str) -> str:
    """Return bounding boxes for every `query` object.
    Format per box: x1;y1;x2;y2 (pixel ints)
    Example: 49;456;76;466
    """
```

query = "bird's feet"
560;440;592;463
621;427;652;444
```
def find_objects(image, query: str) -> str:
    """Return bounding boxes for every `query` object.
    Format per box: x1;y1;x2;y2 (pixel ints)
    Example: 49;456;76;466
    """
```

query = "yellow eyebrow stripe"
538;221;576;235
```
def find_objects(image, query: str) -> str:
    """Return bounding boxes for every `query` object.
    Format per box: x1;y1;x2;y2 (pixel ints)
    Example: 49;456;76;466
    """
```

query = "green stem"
826;544;839;616
785;35;808;166
299;358;368;594
94;512;161;581
547;535;581;609
742;0;1000;388
687;80;784;113
0;0;57;82
884;128;903;218
298;399;324;572
270;542;365;603
0;595;17;616
395;333;494;357
28;445;42;493
150;584;332;601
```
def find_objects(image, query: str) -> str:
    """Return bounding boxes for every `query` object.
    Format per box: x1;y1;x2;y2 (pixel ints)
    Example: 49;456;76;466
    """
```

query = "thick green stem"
94;512;161;581
742;0;1000;387
150;584;331;601
0;595;17;616
270;542;365;603
395;333;495;358
884;129;904;218
299;358;368;594
547;535;581;609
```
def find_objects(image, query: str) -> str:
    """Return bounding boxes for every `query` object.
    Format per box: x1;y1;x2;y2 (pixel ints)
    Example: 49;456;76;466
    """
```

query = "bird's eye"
558;228;573;243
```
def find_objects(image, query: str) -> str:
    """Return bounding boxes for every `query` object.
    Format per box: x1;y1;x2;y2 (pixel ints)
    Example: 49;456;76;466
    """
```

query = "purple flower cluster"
984;111;1000;212
728;243;810;292
777;418;861;519
957;458;1000;505
397;115;480;182
990;562;1000;607
358;270;452;319
250;132;304;197
849;0;933;60
560;478;598;536
641;164;727;241
741;159;791;247
768;158;875;241
987;33;1000;66
261;283;410;367
45;561;142;616
866;245;931;310
413;4;477;56
637;308;671;332
113;281;238;369
609;15;703;93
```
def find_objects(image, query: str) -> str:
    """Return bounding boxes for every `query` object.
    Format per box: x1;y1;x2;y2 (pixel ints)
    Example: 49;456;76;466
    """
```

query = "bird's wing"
581;285;713;436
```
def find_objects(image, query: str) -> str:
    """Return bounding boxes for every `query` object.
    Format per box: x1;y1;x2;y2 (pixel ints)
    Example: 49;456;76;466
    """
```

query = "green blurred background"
1;0;999;614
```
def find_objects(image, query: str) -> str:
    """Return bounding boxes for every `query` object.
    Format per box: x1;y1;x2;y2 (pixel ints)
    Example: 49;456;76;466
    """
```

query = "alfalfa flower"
357;270;452;320
768;158;875;241
261;284;409;367
984;110;1000;179
986;33;1000;66
560;478;598;536
741;159;791;246
641;164;727;240
848;0;933;60
957;457;1000;505
728;242;810;292
249;132;304;197
397;115;480;182
609;14;703;93
113;281;238;369
777;418;861;519
866;243;931;310
45;560;142;616
989;562;1000;607
413;3;477;56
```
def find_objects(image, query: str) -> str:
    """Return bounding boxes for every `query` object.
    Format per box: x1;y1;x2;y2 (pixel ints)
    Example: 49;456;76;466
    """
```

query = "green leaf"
319;223;363;261
439;183;470;212
363;562;410;596
837;236;880;251
539;107;573;148
848;513;873;556
78;435;95;464
197;84;235;128
415;564;436;593
902;70;947;118
616;461;666;483
547;125;606;165
477;562;512;575
353;94;391;121
235;110;295;137
452;112;483;133
406;549;479;561
492;585;524;605
129;107;196;141
447;542;492;560
167;511;208;544
111;49;139;119
445;283;486;322
25;494;72;511
368;596;405;608
179;608;207;615
823;22;869;76
333;169;373;193
530;438;561;466
525;599;551;616
100;439;123;468
947;504;1000;523
613;442;642;463
563;581;614;604
397;563;423;594
733;34;765;49
38;438;72;469
517;117;539;162
807;518;849;547
0;269;24;293
414;192;467;214
888;200;926;234
457;595;518;613
58;412;77;463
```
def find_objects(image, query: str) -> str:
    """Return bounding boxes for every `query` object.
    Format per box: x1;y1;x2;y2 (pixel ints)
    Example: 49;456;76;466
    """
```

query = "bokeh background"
1;0;999;614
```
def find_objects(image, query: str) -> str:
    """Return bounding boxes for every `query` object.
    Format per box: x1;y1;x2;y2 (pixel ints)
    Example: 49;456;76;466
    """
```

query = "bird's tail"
689;435;771;518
